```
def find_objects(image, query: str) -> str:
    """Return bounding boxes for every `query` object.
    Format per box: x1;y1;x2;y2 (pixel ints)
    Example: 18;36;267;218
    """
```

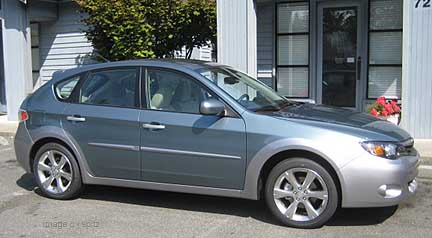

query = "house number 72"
416;0;431;8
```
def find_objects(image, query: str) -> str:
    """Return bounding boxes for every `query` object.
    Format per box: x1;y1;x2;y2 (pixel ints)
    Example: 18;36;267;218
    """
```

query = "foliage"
176;0;217;59
75;0;216;61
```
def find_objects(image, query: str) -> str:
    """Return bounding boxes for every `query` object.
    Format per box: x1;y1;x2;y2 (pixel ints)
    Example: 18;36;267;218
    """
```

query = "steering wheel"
238;94;250;102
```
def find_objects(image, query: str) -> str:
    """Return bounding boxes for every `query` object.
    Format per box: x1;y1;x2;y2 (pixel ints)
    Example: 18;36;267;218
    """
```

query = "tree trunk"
186;46;193;59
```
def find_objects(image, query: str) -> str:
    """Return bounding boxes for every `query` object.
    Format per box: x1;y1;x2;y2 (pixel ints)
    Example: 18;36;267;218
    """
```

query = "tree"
176;0;217;59
75;0;216;61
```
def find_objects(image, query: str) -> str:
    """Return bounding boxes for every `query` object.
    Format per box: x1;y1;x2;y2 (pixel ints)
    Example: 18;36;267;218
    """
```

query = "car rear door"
139;67;247;189
61;67;142;180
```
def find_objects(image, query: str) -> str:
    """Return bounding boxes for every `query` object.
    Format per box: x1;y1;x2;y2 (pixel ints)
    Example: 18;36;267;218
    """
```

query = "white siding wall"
217;0;257;76
38;2;94;84
2;0;33;120
401;1;432;139
38;2;212;85
257;3;274;87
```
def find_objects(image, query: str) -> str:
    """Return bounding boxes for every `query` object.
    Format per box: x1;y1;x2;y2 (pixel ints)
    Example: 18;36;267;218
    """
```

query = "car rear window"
55;76;80;100
79;68;139;108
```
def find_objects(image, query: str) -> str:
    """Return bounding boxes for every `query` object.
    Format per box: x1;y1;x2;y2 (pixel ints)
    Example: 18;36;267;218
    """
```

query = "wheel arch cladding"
29;137;79;173
258;149;342;206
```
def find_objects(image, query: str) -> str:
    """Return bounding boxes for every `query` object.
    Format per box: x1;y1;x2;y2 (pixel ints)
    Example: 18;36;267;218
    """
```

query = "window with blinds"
276;1;310;98
30;23;40;85
368;0;403;99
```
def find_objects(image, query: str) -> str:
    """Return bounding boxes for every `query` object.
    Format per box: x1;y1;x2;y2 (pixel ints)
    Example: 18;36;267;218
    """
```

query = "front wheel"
264;158;338;228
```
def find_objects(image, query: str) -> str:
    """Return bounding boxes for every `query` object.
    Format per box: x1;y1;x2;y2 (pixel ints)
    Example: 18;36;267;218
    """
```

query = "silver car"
14;60;419;228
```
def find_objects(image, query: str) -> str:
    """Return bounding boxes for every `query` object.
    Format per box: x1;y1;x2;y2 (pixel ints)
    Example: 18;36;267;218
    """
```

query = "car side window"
55;76;80;100
147;69;212;114
79;68;139;108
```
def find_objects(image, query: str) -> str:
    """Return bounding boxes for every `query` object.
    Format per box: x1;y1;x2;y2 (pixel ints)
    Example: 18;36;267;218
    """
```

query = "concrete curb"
421;157;432;165
419;157;432;179
0;132;16;137
0;122;18;136
419;169;432;179
415;140;432;157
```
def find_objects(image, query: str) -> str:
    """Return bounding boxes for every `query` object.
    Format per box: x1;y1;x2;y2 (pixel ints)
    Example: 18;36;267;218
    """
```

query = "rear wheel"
264;158;338;228
33;143;83;199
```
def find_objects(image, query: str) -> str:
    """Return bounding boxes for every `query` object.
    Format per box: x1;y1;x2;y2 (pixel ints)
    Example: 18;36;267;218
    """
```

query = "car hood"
269;103;411;141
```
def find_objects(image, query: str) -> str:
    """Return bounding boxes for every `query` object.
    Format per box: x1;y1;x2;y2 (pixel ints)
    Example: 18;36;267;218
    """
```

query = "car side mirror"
200;99;225;116
224;76;239;85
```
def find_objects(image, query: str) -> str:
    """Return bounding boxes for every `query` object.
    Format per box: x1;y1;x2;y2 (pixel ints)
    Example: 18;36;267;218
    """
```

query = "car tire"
33;143;83;200
264;158;338;228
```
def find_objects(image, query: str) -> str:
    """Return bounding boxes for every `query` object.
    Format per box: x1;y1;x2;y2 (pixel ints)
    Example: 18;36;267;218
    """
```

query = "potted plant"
368;96;401;125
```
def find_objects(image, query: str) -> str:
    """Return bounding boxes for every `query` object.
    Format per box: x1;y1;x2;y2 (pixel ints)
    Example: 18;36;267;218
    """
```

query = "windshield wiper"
253;106;281;112
255;101;299;112
279;101;300;109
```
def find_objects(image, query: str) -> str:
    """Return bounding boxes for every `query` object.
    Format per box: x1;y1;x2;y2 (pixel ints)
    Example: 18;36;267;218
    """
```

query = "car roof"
51;59;226;82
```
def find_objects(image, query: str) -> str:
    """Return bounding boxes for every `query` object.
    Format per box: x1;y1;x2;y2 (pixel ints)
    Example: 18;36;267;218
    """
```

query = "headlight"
360;141;403;160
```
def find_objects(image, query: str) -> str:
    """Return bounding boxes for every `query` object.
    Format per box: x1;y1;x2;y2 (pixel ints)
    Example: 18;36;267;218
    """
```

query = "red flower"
384;103;394;114
370;108;378;116
382;110;389;116
391;100;401;113
377;96;386;106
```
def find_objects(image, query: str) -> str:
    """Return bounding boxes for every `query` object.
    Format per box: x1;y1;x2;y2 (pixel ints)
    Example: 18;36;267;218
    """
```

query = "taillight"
19;110;29;122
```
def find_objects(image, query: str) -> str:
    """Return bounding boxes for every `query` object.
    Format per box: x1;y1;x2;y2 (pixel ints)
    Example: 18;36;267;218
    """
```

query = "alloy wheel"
273;168;329;222
36;150;73;194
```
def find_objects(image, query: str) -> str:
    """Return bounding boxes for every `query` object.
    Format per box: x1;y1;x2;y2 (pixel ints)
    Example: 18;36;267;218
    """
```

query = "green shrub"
76;0;216;61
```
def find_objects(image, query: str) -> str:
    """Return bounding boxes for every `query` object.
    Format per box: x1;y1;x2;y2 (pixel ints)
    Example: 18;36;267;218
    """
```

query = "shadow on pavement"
327;206;398;226
15;173;398;227
77;184;397;227
16;173;37;191
80;185;280;226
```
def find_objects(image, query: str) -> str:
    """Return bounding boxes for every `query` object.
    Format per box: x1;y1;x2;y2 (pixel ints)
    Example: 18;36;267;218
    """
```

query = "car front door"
61;67;142;180
139;68;247;189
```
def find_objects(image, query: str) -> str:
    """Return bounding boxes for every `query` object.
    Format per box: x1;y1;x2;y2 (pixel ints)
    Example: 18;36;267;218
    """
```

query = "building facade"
217;0;432;139
0;0;212;122
1;0;430;140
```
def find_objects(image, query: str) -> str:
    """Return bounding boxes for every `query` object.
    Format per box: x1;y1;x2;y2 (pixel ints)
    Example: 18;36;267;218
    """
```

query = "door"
139;68;247;190
61;67;142;180
317;1;366;109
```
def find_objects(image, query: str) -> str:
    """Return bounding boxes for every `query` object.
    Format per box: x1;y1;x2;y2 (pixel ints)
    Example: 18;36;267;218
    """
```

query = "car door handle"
143;123;165;130
66;116;86;122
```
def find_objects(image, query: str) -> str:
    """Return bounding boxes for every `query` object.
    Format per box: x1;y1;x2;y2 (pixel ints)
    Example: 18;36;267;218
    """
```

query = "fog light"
408;179;417;194
377;184;402;198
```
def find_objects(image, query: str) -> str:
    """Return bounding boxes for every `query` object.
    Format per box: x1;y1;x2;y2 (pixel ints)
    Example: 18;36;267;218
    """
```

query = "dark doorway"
317;1;367;110
321;6;358;107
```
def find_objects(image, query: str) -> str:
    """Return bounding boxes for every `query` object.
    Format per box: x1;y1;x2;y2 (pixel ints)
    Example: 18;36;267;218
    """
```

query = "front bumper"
340;150;419;208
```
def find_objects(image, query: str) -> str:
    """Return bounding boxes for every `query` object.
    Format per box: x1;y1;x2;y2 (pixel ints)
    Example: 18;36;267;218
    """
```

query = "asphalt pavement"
1;135;432;238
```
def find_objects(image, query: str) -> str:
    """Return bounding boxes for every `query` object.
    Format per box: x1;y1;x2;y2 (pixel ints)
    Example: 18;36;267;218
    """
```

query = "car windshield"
197;67;292;111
